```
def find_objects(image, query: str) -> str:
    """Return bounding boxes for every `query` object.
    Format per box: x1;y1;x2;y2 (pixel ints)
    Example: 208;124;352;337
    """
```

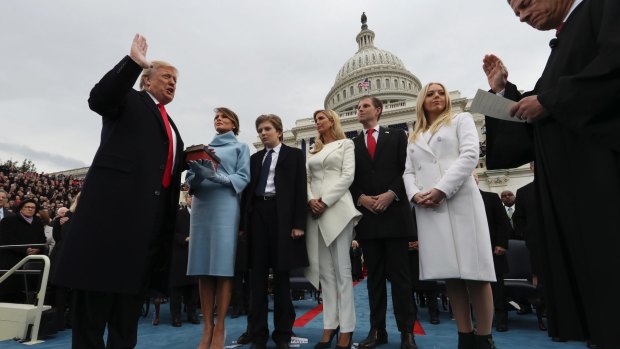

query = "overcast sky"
0;0;553;174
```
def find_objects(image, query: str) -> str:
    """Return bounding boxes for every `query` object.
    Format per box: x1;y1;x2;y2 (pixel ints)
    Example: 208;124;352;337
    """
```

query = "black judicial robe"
484;1;620;346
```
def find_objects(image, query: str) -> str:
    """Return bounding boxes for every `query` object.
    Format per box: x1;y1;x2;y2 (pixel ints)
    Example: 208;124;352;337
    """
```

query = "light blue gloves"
187;160;231;185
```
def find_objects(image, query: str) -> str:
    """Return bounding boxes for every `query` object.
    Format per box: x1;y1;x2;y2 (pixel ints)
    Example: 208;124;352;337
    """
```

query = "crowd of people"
0;161;83;219
2;1;619;349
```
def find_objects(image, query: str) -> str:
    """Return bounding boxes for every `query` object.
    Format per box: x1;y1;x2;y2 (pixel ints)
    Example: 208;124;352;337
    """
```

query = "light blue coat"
187;131;250;276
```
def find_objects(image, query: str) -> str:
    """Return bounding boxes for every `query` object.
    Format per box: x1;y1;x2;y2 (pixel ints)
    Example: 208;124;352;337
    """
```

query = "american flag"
358;78;370;89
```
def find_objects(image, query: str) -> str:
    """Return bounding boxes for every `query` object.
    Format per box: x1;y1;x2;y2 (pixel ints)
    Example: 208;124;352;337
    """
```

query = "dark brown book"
184;144;221;170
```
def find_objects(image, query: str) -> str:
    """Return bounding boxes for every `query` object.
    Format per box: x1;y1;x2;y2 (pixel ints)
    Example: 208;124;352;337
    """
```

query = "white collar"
564;0;583;22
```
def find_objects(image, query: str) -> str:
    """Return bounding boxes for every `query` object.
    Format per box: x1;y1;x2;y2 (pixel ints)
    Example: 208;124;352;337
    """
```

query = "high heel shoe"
335;332;353;349
314;327;339;349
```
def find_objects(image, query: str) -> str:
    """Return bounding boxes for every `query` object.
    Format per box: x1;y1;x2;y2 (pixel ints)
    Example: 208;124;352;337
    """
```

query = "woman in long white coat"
306;109;361;349
403;82;497;349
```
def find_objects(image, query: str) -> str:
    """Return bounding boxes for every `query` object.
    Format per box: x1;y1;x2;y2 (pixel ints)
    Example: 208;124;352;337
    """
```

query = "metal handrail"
0;253;51;344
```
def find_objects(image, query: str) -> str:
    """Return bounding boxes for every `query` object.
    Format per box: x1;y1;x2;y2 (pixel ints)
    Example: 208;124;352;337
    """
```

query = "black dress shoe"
586;340;599;349
172;319;182;327
237;332;252;345
275;342;290;349
400;333;417;349
249;343;267;349
188;315;200;324
552;337;567;342
359;329;388;349
231;307;242;319
495;323;508;332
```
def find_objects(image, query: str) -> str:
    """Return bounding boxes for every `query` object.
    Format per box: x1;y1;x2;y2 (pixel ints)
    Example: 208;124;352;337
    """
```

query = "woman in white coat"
306;109;361;349
403;82;497;349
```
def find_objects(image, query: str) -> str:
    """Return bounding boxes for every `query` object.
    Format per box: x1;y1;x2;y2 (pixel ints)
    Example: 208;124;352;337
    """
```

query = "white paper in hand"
470;89;525;123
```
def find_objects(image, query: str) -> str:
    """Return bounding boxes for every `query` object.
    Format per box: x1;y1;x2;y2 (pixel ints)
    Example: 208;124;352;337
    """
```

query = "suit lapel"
354;133;372;165
415;133;436;157
373;126;390;161
139;91;169;139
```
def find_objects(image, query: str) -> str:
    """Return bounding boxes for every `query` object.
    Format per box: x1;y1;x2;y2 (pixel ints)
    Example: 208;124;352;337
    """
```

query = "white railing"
0;251;50;345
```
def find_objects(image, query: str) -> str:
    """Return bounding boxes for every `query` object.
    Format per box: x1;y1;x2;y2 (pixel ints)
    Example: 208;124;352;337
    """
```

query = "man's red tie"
366;129;376;159
555;21;565;37
158;104;174;188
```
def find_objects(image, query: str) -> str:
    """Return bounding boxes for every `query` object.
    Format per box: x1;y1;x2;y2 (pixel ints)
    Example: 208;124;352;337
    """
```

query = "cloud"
0;143;87;173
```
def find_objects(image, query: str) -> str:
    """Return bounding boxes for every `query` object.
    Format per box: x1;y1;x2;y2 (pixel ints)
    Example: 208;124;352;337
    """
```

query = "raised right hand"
482;54;508;93
129;33;151;69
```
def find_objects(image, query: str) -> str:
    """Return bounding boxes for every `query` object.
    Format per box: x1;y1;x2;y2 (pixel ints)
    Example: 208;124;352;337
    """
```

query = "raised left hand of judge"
510;95;548;123
371;191;396;213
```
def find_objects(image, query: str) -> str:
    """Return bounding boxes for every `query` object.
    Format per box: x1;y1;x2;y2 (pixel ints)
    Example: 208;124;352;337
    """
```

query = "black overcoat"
484;1;620;345
53;56;184;294
240;144;308;271
479;190;510;274
169;207;196;287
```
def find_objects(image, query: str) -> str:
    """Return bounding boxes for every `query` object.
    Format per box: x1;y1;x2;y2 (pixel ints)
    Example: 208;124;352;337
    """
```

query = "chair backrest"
504;239;532;280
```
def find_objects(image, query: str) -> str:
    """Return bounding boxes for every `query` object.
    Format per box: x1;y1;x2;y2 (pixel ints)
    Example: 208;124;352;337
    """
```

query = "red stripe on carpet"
413;320;425;335
294;303;323;327
294;281;363;327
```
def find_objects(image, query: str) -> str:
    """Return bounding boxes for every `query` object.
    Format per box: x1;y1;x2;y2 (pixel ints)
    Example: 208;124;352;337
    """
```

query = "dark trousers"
71;185;173;348
248;199;295;345
71;290;144;349
169;284;198;321
232;271;250;312
409;251;438;317
360;238;415;333
490;272;506;316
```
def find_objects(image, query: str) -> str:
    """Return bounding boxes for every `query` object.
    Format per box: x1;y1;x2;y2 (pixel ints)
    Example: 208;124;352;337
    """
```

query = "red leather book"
184;144;220;170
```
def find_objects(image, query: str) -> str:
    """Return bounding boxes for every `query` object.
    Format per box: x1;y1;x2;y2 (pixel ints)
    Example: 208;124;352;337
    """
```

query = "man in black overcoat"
53;34;184;348
482;1;620;346
478;188;511;332
169;192;199;327
350;96;417;349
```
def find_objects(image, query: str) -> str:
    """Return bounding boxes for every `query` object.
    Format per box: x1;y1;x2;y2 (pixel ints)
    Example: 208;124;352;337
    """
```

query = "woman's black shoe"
314;327;339;349
335;332;353;349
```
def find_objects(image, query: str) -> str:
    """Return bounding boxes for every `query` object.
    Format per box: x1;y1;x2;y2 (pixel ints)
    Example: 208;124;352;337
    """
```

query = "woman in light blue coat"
187;107;250;349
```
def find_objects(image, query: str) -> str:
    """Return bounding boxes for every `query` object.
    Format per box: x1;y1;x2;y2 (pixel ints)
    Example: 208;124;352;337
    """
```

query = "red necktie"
158;104;174;188
366;129;376;159
555;21;565;37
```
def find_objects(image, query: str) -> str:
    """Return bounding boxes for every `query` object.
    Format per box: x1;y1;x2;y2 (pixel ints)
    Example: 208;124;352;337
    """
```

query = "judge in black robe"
482;0;620;346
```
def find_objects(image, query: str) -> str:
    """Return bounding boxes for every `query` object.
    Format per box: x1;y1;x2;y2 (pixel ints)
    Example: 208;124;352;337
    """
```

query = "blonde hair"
310;109;346;154
409;82;452;143
139;60;178;90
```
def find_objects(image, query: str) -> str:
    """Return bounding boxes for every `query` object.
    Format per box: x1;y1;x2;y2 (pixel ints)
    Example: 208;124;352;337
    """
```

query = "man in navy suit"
54;34;184;349
351;96;417;349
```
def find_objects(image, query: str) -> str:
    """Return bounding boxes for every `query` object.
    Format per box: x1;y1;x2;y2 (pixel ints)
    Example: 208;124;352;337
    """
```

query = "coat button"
159;165;165;170
437;137;442;141
154;190;160;196
433;159;437;164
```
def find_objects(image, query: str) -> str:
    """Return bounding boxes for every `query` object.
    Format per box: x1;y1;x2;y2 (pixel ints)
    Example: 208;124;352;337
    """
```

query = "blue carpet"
1;279;587;348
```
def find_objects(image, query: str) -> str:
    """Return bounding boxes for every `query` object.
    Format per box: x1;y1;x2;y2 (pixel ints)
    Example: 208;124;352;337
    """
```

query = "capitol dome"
325;13;422;113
